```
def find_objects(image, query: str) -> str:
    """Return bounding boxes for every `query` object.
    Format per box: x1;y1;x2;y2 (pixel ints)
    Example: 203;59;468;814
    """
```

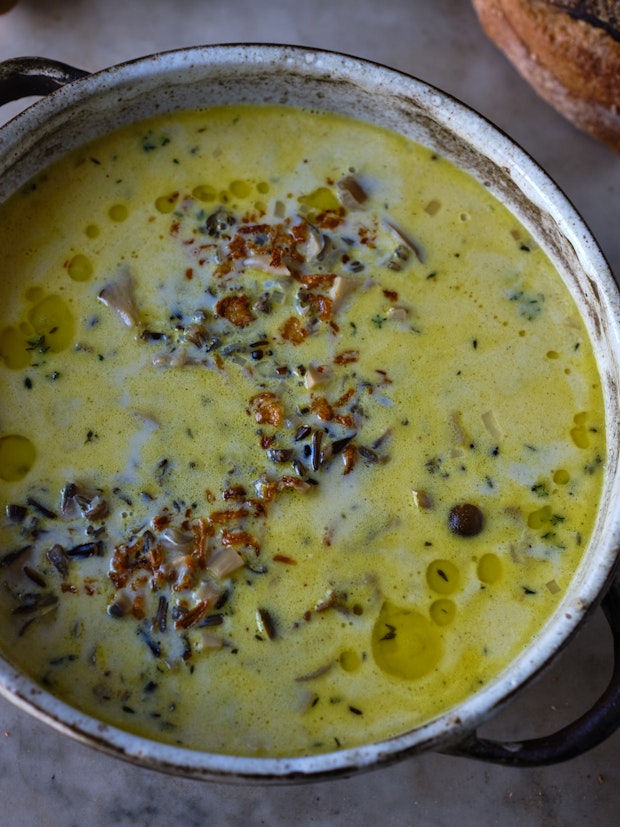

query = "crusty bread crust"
471;0;620;151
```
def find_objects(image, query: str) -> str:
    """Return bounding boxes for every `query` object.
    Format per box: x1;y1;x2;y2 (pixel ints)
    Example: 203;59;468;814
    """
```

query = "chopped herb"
509;289;545;321
380;623;397;641
49;654;78;666
585;455;603;475
26;335;49;353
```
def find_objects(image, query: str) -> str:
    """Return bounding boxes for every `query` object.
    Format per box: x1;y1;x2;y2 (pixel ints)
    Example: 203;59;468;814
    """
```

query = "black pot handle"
444;578;620;766
0;56;89;107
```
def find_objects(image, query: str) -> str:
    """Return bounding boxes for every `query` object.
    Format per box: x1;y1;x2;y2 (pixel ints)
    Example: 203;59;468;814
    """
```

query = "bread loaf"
471;1;620;152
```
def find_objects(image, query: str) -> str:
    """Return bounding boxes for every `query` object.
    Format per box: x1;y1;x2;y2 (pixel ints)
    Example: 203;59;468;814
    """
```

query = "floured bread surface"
0;105;605;756
472;0;620;151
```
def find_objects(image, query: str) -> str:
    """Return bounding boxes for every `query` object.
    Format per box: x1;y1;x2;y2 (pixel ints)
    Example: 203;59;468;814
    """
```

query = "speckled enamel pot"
1;44;620;784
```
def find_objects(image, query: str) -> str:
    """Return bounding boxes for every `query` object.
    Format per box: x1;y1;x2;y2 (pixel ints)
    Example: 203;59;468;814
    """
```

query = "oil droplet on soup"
0;434;36;481
66;254;93;282
430;599;457;627
477;553;503;585
0;104;605;758
0;326;32;369
372;602;442;680
426;559;461;595
27;294;74;352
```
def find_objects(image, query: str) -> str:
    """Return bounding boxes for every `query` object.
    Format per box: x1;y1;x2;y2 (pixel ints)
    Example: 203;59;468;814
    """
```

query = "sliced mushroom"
337;175;368;210
97;265;140;327
384;219;424;263
61;482;109;520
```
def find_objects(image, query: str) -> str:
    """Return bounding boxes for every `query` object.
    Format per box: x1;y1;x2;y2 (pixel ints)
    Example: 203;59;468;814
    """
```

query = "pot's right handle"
444;578;620;766
0;57;89;107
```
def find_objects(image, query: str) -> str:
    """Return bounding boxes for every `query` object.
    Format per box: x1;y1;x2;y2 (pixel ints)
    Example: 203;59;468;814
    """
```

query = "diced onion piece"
330;275;358;313
297;221;325;261
546;579;561;594
482;409;504;441
151;348;190;368
243;254;291;277
304;362;331;389
193;580;222;605
191;628;224;652
386;306;409;322
451;410;468;447
207;546;245;578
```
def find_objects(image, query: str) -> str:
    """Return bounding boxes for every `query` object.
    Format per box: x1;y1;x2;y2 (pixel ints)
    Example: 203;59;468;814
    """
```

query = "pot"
0;44;620;784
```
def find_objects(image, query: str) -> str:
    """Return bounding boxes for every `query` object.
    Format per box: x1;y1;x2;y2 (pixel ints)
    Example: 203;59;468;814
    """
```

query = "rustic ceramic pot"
0;45;619;783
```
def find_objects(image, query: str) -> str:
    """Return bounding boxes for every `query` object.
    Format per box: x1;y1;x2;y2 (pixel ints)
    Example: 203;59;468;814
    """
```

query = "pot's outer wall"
0;44;619;783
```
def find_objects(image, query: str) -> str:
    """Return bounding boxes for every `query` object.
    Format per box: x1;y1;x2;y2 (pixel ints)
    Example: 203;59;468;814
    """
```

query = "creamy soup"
0;105;605;757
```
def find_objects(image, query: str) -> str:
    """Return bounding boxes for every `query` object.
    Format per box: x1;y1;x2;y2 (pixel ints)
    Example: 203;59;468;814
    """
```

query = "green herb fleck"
585;454;603;475
141;130;171;152
380;623;397;641
509;289;545;321
26;335;49;353
531;481;549;497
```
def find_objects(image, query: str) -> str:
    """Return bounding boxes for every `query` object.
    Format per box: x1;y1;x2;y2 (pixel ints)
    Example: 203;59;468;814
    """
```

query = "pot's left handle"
0;57;89;107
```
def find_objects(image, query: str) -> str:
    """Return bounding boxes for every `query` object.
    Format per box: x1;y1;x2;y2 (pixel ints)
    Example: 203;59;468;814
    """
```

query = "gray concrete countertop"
0;2;619;825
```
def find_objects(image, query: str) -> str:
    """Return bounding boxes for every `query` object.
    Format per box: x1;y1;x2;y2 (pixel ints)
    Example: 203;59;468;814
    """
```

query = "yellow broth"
0;105;605;756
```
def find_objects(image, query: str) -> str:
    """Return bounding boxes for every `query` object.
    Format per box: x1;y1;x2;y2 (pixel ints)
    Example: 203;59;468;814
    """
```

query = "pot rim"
1;43;620;782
